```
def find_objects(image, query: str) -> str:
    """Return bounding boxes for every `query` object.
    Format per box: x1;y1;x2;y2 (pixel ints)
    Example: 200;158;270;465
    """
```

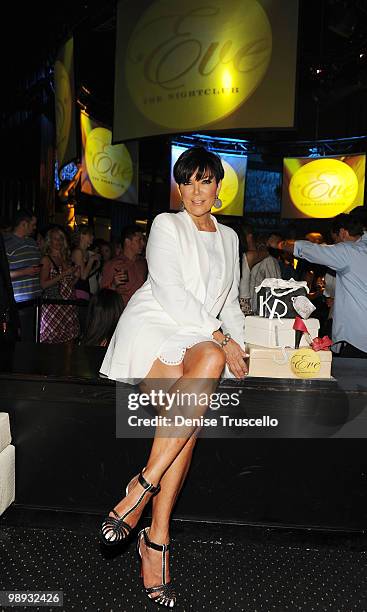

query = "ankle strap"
143;527;170;552
138;471;161;496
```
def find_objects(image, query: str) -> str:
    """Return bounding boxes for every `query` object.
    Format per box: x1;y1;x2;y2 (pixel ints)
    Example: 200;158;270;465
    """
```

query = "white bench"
0;413;15;515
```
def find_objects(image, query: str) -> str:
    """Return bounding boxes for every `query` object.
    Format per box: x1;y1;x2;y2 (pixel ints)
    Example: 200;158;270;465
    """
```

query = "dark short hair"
350;207;367;229
173;146;224;185
121;224;143;246
72;224;93;247
83;289;124;346
331;213;363;237
13;209;33;229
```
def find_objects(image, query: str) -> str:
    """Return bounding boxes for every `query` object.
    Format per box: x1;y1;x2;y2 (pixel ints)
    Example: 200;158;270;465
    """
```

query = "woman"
71;225;100;299
71;225;100;333
83;288;124;346
40;228;80;343
100;147;247;607
239;227;281;314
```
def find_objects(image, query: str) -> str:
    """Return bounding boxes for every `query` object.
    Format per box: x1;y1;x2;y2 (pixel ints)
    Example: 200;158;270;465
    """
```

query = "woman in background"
83;289;124;346
71;225;100;300
239;226;281;314
71;225;100;334
40;228;80;343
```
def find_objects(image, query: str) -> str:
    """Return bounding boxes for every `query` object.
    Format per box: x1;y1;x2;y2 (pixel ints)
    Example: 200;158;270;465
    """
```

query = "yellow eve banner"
54;37;77;171
113;0;299;141
282;155;366;219
80;112;138;203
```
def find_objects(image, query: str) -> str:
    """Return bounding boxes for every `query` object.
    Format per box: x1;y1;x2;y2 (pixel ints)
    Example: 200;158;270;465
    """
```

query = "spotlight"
310;66;326;79
308;146;320;157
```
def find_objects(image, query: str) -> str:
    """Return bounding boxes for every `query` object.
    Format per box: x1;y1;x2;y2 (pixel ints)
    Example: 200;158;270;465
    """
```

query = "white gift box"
0;413;15;515
0;413;11;454
246;344;332;379
0;444;15;515
244;316;320;349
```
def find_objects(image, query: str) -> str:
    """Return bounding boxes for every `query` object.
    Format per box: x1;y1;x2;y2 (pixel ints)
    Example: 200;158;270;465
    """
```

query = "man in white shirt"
282;215;367;358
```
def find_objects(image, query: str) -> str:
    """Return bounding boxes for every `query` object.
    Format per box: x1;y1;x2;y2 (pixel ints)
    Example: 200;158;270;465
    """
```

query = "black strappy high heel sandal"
99;471;160;546
136;527;177;608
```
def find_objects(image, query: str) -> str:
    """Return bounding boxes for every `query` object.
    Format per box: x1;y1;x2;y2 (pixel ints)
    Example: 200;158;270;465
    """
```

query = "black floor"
1;510;367;612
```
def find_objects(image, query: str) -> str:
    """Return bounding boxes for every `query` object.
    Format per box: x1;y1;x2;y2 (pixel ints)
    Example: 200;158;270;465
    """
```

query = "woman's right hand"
222;339;249;379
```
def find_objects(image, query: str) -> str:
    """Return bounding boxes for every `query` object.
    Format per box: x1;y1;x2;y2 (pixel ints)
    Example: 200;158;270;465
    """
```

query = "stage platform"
1;342;367;531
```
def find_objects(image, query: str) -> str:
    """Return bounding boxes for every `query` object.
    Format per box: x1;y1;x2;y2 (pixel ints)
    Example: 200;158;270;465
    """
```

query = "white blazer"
100;210;245;381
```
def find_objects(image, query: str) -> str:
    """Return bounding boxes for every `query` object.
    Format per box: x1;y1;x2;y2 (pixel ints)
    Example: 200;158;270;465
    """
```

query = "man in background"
5;210;41;341
0;232;19;343
101;225;147;307
282;214;367;358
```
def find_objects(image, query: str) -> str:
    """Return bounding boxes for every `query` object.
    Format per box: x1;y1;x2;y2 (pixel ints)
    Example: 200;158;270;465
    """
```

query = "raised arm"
72;248;97;280
292;241;349;272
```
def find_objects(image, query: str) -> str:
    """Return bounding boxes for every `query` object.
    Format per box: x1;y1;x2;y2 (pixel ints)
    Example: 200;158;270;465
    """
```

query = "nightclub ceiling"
2;0;367;142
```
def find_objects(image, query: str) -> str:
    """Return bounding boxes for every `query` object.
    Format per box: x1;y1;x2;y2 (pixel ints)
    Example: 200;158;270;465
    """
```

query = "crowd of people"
0;205;367;359
0;210;147;346
237;210;367;357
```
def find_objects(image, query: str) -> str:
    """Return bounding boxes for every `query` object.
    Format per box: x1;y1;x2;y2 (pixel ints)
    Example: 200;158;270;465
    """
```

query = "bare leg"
108;342;224;531
139;431;198;590
142;342;225;484
136;342;224;597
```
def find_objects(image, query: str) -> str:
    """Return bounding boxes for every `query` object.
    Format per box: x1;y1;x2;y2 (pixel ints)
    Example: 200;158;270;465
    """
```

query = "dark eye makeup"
182;177;213;185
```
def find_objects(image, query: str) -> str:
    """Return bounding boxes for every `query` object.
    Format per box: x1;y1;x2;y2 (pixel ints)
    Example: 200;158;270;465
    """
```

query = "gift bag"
255;278;309;319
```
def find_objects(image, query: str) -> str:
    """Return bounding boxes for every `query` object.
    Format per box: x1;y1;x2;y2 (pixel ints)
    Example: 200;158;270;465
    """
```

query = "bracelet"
220;333;231;347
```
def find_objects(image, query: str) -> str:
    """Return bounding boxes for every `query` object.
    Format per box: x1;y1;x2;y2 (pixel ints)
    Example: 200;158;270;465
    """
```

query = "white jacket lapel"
180;211;210;284
176;211;230;308
210;215;229;301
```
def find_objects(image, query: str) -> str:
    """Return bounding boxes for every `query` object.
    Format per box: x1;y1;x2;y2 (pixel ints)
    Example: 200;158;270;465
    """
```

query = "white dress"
158;231;223;365
100;211;245;382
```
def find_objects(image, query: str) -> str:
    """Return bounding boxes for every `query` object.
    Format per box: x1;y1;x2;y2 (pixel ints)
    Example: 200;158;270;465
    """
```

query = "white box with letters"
244;316;320;349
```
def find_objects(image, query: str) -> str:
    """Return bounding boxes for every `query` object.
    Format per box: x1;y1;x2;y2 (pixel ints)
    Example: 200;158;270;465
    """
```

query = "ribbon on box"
292;316;332;350
311;336;333;351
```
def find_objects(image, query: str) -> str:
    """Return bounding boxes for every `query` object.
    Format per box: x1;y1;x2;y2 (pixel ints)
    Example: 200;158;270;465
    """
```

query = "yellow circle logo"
290;348;321;379
211;160;239;213
85;127;133;199
55;60;72;166
289;159;359;218
125;0;272;129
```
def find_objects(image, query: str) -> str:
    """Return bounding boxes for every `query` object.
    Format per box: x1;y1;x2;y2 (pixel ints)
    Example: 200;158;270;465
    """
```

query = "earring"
180;200;185;211
213;196;222;209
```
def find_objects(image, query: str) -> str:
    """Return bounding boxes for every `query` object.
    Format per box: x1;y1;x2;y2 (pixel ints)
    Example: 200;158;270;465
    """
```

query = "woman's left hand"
61;266;74;279
222;339;249;379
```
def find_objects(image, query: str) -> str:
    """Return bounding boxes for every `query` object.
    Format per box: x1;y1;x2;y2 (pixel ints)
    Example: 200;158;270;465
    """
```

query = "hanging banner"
54;37;77;170
282;154;366;219
80;111;138;203
113;0;299;141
